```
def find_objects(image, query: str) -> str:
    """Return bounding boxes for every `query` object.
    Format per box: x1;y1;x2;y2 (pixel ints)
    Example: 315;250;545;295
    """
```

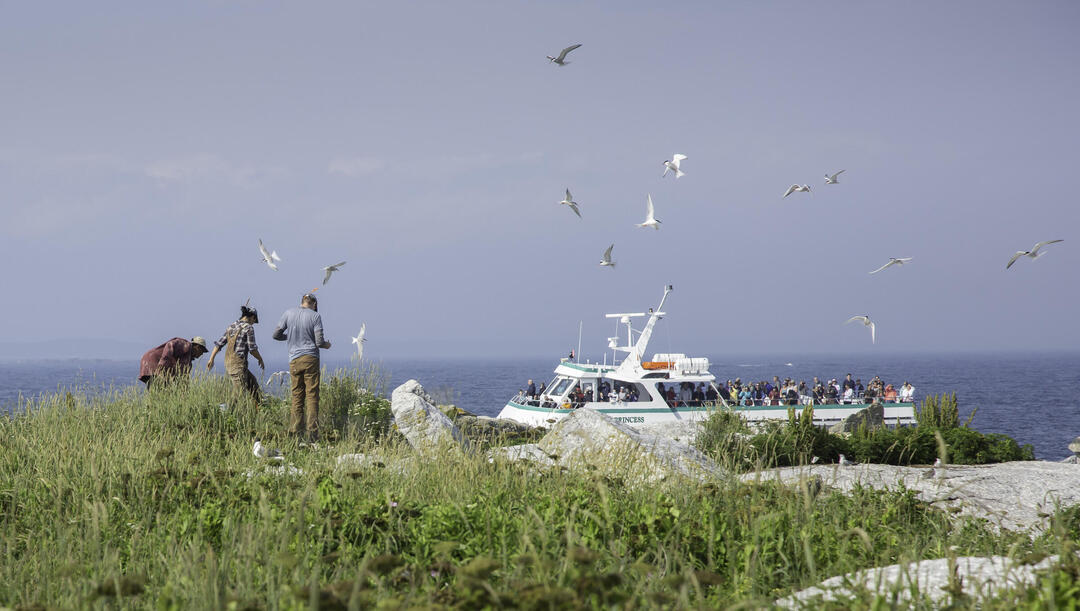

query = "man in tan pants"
206;304;265;403
272;294;331;443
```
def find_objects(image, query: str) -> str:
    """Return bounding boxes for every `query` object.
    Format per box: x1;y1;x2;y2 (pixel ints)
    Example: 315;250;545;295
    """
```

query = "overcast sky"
1;1;1077;360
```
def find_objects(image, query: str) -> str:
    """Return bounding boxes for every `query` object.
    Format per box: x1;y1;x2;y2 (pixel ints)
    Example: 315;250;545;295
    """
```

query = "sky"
1;1;1078;360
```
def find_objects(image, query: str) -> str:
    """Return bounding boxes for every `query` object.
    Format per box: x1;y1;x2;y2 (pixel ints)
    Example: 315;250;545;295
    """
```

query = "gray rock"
486;444;556;468
745;460;1080;533
1069;436;1080;455
535;408;721;485
633;420;703;446
778;555;1058;607
828;402;884;434
457;415;536;435
390;380;468;455
335;453;409;476
1062;455;1080;464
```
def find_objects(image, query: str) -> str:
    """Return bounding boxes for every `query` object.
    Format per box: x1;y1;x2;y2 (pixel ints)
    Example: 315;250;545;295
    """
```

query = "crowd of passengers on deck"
518;372;915;409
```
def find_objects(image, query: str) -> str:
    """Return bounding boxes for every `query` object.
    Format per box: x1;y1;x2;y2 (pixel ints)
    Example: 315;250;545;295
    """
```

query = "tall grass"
0;376;1069;608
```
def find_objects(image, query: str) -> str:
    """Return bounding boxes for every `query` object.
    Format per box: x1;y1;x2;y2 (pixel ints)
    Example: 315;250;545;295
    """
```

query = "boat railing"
725;395;916;408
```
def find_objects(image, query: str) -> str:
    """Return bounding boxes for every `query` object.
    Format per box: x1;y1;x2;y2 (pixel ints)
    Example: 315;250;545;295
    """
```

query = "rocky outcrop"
486;444;556;468
529;409;720;485
390;380;468;455
828;402;884;434
745;461;1080;533
634;420;703;446
777;555;1058;607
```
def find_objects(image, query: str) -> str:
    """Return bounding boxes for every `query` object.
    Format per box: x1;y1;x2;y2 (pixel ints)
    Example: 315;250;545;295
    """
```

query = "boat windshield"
546;377;575;398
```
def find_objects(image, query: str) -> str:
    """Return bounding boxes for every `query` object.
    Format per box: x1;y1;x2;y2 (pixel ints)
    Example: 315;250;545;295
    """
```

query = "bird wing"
646;195;655;219
323;268;333;285
565;188;572;202
869;322;876;344
672;154;687;162
333;261;346;268
831;170;845;180
845;315;869;325
557;43;582;61
868;261;892;274
267;261;278;271
568;202;581;218
783;185;798;198
359;323;366;341
258;239;270;259
1031;239;1064;254
896;257;913;263
1005;252;1025;269
662;164;670;177
270;251;281;262
602;244;613;260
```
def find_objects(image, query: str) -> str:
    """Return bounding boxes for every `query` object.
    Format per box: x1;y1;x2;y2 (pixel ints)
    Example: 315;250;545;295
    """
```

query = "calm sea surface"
2;352;1077;460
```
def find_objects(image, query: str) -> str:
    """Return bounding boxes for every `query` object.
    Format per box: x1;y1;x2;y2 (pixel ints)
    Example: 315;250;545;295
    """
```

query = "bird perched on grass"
322;261;346;285
599;244;615;267
547;43;581;66
253;440;284;461
351;324;367;360
560;189;581;218
662;154;687;179
1006;240;1064;269
257;239;281;271
783;184;812;198
845;315;876;344
869;257;913;274
824;170;846;184
636;195;661;230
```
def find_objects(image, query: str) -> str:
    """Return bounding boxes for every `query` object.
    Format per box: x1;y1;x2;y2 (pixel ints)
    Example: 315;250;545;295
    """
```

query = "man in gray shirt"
273;293;331;443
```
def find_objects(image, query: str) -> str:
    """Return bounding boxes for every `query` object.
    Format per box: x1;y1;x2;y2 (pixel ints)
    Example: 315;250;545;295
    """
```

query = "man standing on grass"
272;293;331;443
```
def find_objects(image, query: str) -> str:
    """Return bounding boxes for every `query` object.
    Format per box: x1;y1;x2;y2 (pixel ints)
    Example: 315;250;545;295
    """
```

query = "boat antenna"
577;320;583;364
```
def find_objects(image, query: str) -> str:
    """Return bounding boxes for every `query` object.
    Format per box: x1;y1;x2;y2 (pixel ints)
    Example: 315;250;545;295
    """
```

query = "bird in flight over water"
1006;240;1064;269
547;44;582;66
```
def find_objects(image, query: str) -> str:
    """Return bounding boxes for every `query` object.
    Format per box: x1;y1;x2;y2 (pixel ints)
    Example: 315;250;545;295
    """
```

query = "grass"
0;373;1074;609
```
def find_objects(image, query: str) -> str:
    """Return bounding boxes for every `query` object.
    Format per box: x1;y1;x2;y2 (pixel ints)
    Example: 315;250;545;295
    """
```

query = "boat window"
608;381;652;403
546;377;574;398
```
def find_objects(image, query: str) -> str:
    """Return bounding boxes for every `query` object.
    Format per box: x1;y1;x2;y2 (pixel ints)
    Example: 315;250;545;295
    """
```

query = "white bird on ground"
825;170;846;184
636;194;661;230
560;189;581;218
351;324;367;360
838;453;858;466
322;261;346;285
253;441;284;461
869;257;913;274
547;43;582;66
599;244;615;267
933;457;943;468
662;154;687;178
1006;240;1064;269
257;239;281;271
811;455;820;464
266;370;290;386
845;315;876;344
783;184;812;198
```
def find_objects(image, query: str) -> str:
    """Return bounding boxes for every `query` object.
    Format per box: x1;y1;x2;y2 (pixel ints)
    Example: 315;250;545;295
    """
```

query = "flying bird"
547;43;582;66
257;239;281;271
322;261;346;285
845;315;876;344
266;370;290;386
560;189;581;218
636;194;661;230
351;324;367;360
1006;240;1064;269
783;184;812;198
253;440;284;461
662;154;687;179
825;170;846;184
599;244;615;267
869;257;913;274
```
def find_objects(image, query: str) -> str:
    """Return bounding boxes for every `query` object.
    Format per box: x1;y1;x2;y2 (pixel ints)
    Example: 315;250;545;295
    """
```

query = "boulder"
390;380;468;455
745;460;1080;533
486;444;556;468
828;402;884;434
777;555;1058;607
335;453;410;476
534;409;721;485
633;420;703;446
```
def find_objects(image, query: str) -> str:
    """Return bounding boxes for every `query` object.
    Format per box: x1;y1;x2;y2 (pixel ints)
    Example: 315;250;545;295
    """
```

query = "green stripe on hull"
504;400;914;415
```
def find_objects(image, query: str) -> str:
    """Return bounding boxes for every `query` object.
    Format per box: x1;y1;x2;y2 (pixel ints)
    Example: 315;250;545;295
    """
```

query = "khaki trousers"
288;355;320;440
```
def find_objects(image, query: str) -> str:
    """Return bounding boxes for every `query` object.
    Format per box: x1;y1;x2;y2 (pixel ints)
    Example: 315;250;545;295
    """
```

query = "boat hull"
497;400;917;428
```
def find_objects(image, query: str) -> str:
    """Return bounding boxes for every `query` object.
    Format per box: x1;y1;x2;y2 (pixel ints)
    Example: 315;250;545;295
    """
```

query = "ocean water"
2;352;1077;460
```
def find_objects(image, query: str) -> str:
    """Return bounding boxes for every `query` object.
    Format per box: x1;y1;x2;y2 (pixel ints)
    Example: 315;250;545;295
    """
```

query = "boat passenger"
825;383;839;404
798;381;813;405
883;384;898;403
785;385;799;406
666;387;677;406
842;387;855;404
739;387;752;406
768;386;780;406
856;379;865;398
899;382;915;401
843;374;855;393
526;379;536;398
679;383;693;406
705;384;719;403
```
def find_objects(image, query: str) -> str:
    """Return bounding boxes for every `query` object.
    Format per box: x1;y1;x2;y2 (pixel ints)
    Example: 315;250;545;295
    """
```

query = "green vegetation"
0;378;1067;609
696;394;1035;471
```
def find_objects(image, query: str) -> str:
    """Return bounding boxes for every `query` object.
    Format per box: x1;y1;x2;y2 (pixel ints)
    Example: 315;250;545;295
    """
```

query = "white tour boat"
497;285;917;428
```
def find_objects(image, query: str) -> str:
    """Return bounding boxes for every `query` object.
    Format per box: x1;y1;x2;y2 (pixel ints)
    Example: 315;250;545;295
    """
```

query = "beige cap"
191;336;208;349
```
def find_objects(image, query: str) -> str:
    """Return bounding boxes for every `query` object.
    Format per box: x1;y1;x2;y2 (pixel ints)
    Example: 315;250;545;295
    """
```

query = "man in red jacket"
138;336;208;388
